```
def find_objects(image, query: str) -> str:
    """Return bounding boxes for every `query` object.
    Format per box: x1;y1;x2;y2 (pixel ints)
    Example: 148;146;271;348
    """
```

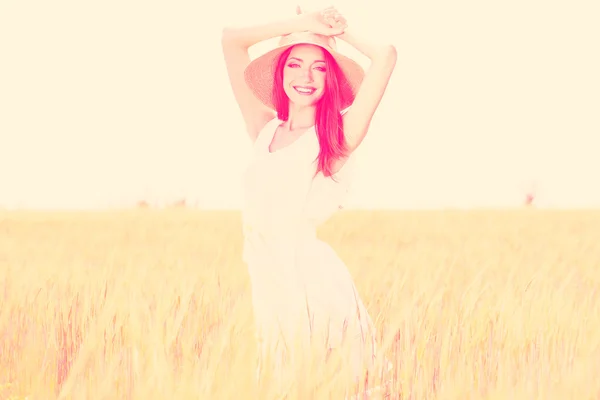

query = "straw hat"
244;31;365;111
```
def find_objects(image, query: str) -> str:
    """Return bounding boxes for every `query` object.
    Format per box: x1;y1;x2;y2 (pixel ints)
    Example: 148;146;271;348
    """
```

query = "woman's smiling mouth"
293;86;316;95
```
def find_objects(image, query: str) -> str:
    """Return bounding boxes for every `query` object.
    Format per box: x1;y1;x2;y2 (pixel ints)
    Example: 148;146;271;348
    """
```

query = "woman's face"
282;44;327;107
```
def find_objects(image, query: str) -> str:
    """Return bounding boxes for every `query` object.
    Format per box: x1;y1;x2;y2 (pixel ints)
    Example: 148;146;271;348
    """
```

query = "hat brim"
244;40;365;111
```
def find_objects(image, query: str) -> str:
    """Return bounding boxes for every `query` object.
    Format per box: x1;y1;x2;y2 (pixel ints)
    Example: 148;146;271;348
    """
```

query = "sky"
0;0;598;210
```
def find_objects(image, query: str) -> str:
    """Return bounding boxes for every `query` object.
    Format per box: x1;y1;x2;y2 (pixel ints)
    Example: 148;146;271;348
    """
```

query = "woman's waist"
242;220;318;268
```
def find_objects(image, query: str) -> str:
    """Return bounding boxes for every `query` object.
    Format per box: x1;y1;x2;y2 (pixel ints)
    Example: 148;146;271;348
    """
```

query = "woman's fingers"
322;8;346;25
325;15;345;29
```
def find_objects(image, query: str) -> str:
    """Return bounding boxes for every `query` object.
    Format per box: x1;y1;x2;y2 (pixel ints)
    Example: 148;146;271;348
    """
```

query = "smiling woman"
262;36;358;175
221;5;396;393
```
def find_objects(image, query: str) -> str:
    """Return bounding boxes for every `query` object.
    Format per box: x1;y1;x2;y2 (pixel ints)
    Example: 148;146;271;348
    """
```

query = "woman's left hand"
321;7;347;32
296;5;348;34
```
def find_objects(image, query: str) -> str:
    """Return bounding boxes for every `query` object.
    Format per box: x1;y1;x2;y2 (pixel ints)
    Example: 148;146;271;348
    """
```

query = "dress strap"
253;117;280;152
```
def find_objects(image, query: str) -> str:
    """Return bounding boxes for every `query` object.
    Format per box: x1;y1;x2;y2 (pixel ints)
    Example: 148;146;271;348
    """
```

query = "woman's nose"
300;69;313;81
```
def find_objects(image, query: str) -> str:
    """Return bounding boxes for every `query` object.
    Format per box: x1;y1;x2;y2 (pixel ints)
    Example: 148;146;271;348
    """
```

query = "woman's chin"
289;96;321;108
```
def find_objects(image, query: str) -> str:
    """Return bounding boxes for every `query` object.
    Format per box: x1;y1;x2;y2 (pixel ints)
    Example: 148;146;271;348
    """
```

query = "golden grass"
1;209;600;399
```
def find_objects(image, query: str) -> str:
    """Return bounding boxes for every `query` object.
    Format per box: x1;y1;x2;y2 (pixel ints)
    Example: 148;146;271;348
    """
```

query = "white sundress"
241;117;378;384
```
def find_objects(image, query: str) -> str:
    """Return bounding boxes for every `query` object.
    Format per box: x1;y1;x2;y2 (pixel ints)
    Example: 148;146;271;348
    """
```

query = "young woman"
221;5;397;387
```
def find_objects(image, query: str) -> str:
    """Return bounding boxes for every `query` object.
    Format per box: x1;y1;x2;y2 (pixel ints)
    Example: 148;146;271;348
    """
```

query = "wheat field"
1;209;600;399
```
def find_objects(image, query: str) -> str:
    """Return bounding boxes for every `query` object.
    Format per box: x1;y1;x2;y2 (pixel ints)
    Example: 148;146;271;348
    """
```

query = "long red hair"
272;45;348;178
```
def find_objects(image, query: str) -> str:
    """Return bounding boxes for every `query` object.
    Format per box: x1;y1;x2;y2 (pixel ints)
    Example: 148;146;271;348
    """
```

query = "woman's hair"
272;45;348;178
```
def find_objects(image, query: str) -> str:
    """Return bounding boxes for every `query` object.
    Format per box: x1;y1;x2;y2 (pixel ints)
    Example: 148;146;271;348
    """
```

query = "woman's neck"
286;104;316;130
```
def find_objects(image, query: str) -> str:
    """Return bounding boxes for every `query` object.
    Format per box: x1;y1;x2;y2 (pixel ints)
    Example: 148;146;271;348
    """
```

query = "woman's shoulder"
248;111;278;143
251;115;280;149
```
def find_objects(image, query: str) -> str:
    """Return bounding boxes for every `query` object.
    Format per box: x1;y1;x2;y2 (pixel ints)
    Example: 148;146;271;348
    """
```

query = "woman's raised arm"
221;16;305;141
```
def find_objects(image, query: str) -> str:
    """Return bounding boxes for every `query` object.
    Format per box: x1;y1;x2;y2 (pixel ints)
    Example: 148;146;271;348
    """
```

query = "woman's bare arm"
337;28;397;153
221;16;306;142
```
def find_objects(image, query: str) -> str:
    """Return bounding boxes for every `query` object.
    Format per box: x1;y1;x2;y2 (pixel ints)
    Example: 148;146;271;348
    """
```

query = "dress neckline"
267;119;316;155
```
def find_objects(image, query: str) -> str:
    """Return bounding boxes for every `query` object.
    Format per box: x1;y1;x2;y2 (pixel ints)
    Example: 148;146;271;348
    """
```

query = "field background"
1;209;600;399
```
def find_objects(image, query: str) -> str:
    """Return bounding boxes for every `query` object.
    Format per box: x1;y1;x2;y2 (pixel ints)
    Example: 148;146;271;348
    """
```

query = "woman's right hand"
296;5;348;37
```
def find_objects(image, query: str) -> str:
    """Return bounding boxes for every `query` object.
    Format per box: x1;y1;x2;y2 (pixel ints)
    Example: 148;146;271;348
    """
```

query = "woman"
221;5;397;388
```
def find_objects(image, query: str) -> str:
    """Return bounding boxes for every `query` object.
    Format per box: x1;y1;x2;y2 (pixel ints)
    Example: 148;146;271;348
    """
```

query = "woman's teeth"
294;86;316;95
